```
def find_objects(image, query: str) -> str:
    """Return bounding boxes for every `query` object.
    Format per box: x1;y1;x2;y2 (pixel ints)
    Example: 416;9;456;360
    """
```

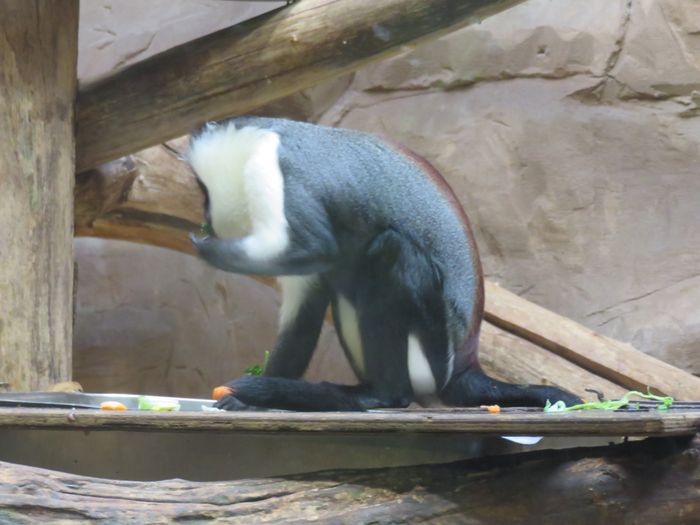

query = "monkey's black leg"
214;262;419;411
214;310;414;411
264;275;330;379
335;228;444;409
440;366;582;407
352;297;415;409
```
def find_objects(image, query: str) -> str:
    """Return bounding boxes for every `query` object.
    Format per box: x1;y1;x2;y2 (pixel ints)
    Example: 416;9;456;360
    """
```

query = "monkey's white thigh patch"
278;275;319;329
241;130;290;261
336;295;365;377
408;334;438;401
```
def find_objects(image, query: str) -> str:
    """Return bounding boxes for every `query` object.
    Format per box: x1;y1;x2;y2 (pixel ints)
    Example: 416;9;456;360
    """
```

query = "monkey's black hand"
214;393;253;411
189;232;216;262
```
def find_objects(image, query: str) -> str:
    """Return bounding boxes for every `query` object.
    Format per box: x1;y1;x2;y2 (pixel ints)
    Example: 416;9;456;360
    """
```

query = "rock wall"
74;0;700;396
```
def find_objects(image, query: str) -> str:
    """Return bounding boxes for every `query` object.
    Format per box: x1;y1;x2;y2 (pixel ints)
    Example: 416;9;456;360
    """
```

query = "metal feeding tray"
0;392;214;411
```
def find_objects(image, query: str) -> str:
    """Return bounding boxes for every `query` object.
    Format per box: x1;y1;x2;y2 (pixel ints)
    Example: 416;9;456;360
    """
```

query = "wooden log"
0;407;698;436
0;435;698;523
75;0;526;171
0;1;78;390
484;281;700;400
75;137;202;255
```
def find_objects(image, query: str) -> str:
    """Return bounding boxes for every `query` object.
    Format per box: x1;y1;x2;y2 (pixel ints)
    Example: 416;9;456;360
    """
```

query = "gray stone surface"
78;0;283;83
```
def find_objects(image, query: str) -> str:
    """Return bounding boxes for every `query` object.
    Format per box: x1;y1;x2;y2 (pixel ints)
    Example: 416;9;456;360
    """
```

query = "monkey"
187;116;581;411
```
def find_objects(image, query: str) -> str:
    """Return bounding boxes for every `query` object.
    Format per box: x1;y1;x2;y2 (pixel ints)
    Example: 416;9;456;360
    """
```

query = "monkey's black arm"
215;376;384;411
264;278;331;379
190;234;335;276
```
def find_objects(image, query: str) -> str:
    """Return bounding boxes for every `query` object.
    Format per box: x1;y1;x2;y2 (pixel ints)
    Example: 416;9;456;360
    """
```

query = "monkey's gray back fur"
228;116;481;346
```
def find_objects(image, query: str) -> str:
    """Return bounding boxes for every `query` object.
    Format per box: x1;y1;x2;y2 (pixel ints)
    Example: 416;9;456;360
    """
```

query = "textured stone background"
75;0;700;397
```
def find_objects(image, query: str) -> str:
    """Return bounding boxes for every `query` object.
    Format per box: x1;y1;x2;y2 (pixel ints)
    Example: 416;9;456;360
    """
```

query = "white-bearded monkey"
188;117;581;411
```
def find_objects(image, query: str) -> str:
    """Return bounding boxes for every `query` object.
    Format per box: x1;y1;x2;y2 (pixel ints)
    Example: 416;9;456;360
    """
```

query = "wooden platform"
1;406;698;437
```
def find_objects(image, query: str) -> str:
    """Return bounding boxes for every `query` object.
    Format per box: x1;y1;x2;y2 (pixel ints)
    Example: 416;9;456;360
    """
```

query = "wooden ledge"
1;407;698;437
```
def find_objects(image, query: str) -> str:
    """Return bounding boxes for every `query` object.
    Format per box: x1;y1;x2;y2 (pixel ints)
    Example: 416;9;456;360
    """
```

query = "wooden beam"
0;436;699;523
75;0;526;171
0;407;698;437
75;138;202;255
484;281;700;400
0;1;79;390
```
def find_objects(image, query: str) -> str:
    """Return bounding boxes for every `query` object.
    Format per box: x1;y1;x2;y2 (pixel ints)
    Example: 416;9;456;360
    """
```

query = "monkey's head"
187;121;261;240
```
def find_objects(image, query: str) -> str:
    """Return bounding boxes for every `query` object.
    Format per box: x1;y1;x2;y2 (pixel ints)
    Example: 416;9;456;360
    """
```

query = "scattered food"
100;401;127;411
212;386;233;401
138;396;180;411
244;350;271;377
480;404;501;413
544;390;674;413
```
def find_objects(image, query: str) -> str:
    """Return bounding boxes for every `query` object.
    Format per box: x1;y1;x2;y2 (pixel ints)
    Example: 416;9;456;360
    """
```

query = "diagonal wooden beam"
75;0;526;172
484;281;700;400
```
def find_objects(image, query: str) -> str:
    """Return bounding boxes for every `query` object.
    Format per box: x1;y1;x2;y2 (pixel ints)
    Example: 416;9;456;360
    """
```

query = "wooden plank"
75;0;526;171
0;1;79;390
484;281;700;400
0;408;698;437
479;322;630;402
1;436;699;524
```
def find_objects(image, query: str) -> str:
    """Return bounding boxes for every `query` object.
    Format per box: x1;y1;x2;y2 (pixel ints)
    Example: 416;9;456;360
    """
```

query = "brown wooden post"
0;1;79;390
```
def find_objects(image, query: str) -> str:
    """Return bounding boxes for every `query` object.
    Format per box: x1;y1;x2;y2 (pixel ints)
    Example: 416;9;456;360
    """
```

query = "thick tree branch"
1;436;698;523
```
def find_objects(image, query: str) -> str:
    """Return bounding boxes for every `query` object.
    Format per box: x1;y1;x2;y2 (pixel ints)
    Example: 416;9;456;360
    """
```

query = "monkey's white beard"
189;122;290;262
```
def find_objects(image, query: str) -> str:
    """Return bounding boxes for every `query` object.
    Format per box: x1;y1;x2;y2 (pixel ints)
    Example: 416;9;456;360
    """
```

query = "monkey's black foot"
214;394;254;411
441;368;583;408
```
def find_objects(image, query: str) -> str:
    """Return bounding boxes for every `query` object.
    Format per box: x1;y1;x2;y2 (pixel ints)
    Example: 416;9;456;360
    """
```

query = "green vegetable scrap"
138;396;181;411
245;350;270;377
200;223;214;237
544;390;674;413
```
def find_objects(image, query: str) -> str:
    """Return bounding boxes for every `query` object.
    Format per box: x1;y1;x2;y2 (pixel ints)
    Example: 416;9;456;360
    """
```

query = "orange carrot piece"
100;401;127;410
212;386;234;401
